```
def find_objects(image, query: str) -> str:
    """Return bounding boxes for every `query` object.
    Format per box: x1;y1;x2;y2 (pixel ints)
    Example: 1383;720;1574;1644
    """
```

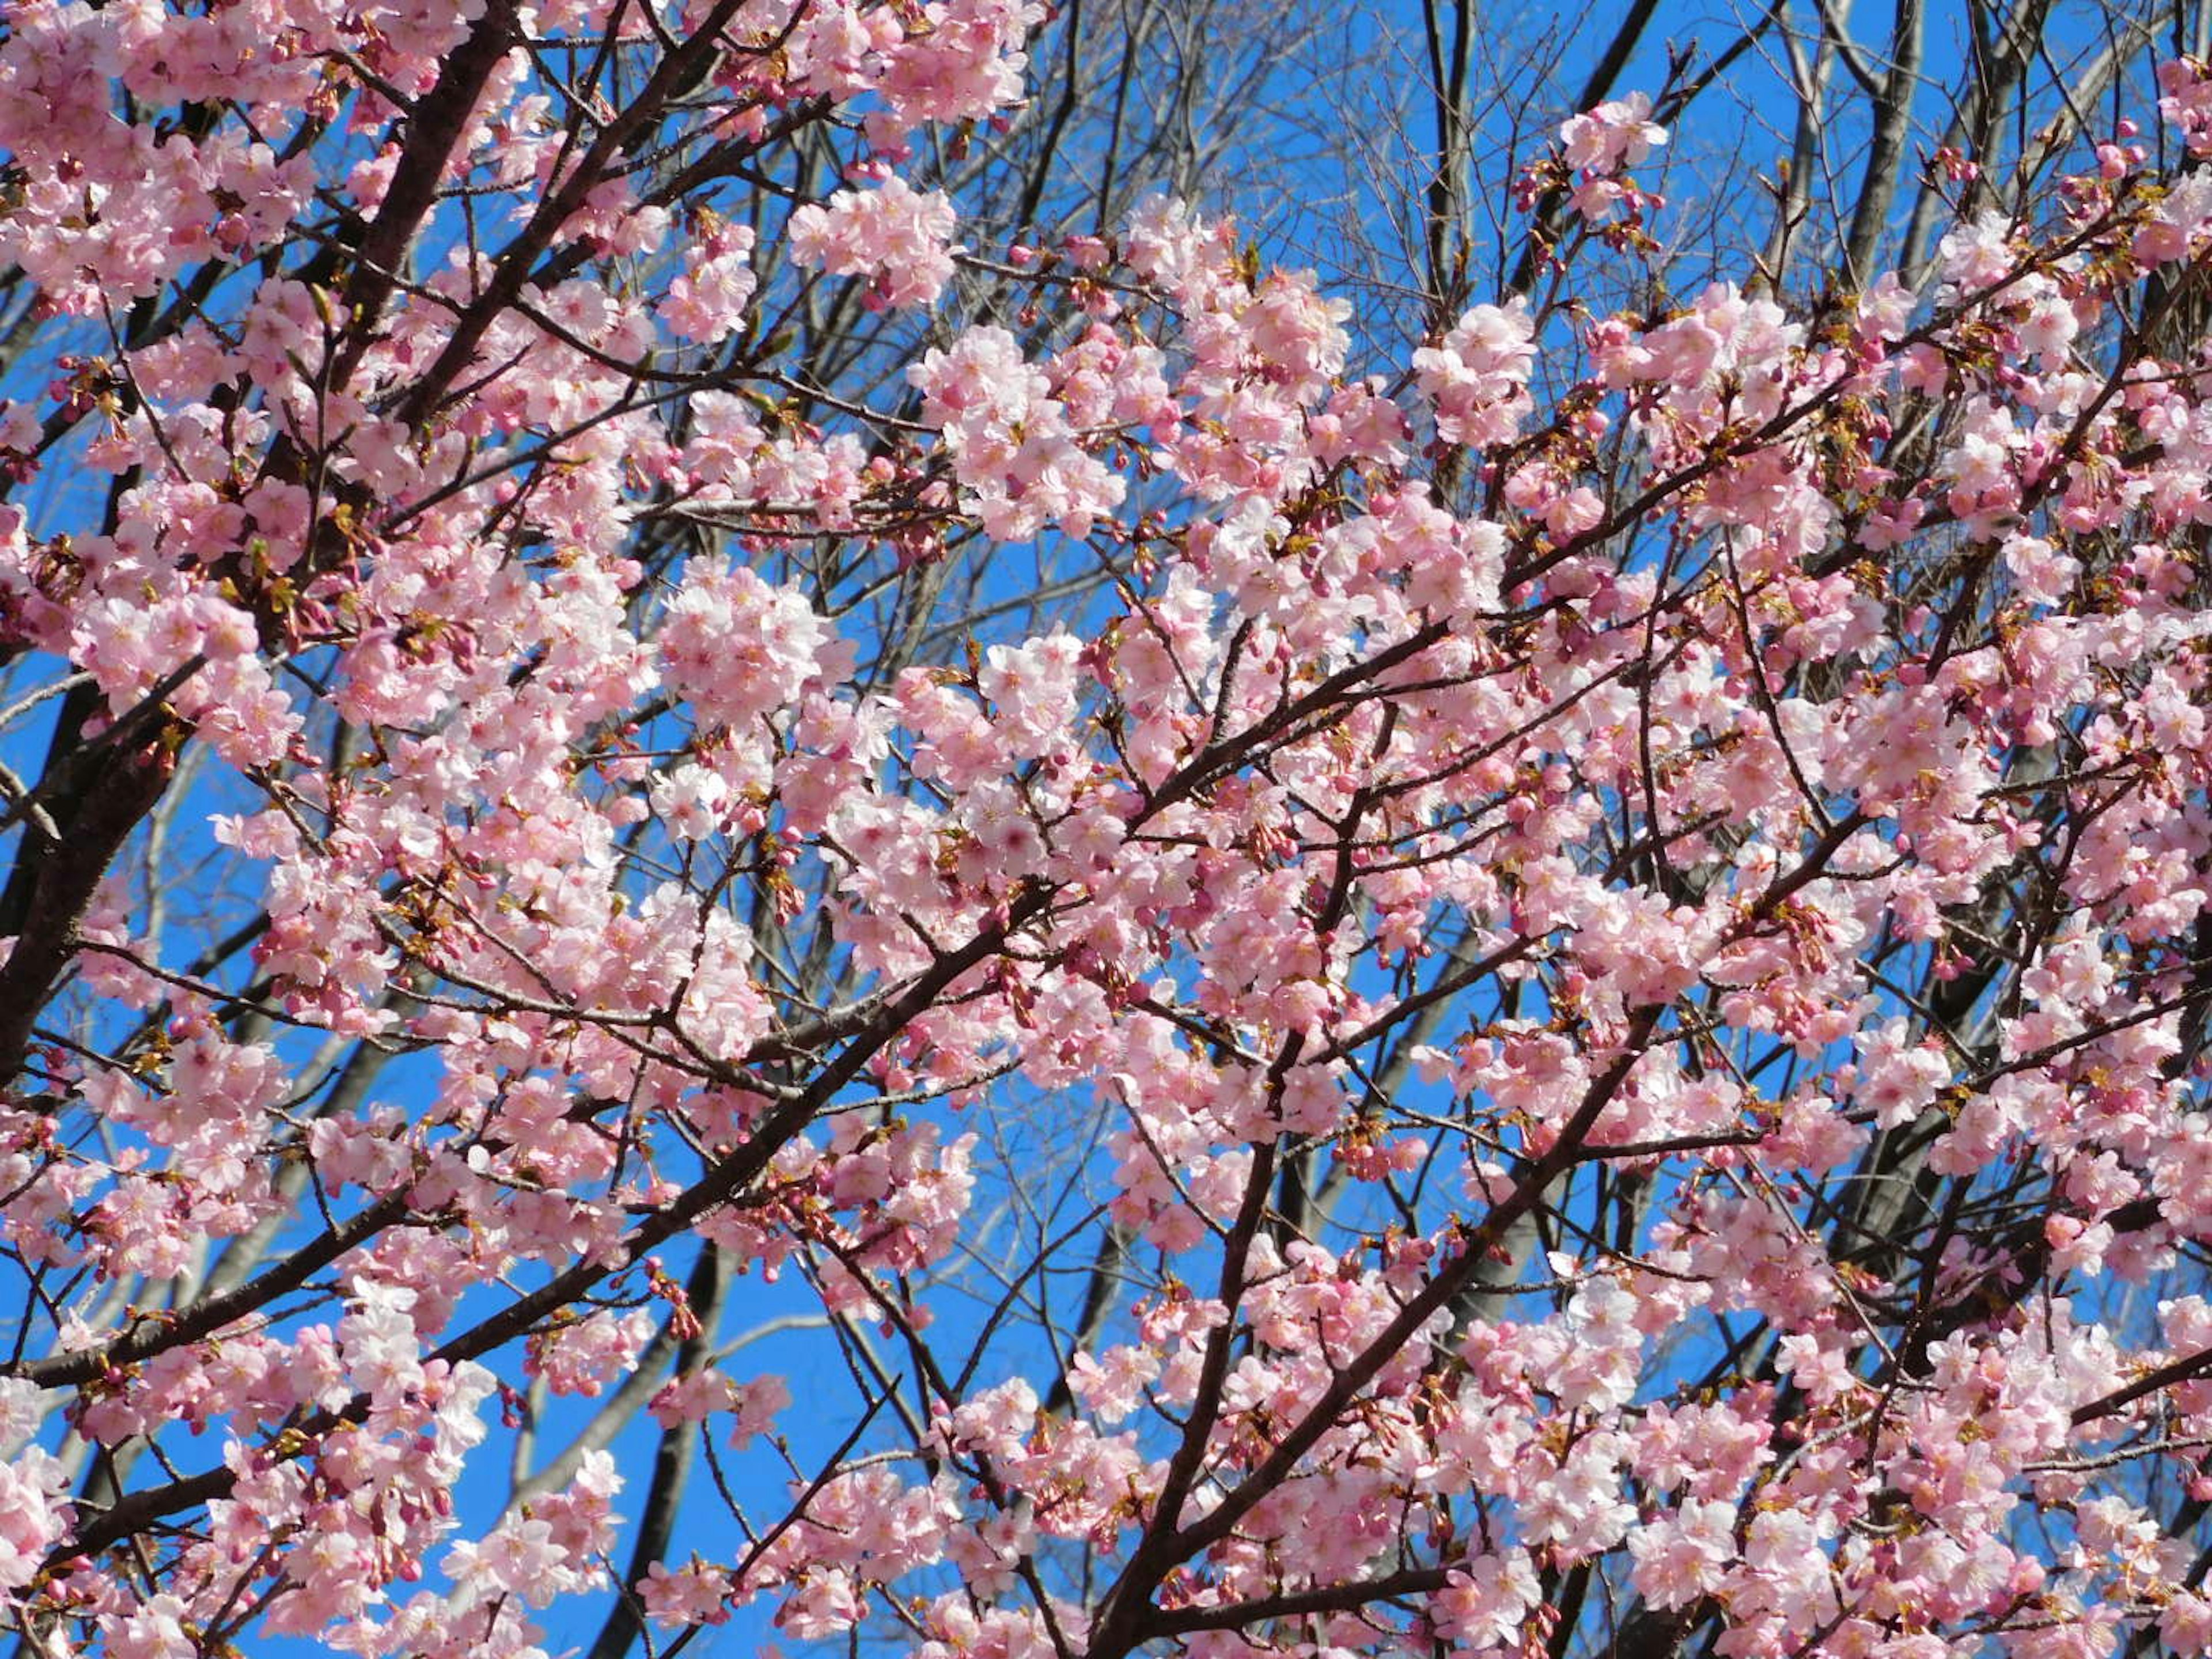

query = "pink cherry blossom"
0;12;2210;1659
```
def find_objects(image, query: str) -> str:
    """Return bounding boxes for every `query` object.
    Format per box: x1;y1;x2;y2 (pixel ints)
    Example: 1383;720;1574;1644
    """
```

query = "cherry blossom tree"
6;5;2212;1659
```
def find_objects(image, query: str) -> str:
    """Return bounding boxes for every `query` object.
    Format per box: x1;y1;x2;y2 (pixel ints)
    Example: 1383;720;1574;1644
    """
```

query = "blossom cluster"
1;8;2211;1659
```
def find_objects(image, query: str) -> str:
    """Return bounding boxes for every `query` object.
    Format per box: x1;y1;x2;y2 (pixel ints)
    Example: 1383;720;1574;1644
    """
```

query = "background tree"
3;5;2212;1659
